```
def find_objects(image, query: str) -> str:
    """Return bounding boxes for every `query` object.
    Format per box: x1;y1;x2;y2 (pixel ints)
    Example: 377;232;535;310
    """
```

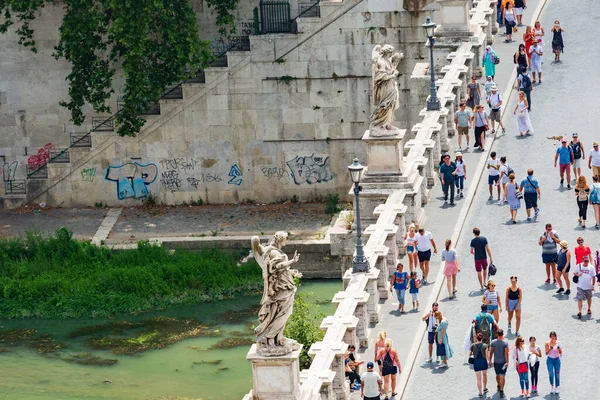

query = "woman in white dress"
513;91;533;136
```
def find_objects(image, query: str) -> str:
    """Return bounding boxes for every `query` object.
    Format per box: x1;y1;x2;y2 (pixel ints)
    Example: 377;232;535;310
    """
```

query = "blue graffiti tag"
105;162;158;200
228;164;243;186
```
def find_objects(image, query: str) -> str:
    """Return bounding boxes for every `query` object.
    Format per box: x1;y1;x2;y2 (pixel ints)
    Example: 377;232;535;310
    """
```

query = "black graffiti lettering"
160;170;182;192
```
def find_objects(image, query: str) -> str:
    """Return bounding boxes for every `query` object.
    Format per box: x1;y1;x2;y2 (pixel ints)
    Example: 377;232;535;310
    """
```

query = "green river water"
0;280;341;400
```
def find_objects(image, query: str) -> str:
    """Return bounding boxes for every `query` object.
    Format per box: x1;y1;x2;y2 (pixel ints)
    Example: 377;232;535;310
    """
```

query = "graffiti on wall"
81;167;96;182
1;161;18;182
261;166;290;184
286;155;334;185
105;162;158;200
27;143;53;167
158;157;228;193
227;164;243;186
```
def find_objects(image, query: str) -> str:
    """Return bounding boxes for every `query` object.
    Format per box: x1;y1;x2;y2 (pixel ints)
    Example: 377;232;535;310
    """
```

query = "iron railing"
25;38;242;180
70;133;92;148
4;180;26;195
298;1;320;18
161;85;184;100
48;149;70;163
92;117;115;132
259;0;292;33
27;164;48;179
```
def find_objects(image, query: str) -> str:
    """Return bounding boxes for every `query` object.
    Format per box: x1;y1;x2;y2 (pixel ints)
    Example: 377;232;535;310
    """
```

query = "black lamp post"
423;16;441;111
348;158;369;273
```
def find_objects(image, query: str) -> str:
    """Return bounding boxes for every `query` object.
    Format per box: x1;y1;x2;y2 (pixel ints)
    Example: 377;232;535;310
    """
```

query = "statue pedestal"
362;129;406;176
246;344;303;400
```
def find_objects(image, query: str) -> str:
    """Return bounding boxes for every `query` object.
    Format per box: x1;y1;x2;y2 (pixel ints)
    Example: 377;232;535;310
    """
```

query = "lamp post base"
352;256;369;273
426;97;441;111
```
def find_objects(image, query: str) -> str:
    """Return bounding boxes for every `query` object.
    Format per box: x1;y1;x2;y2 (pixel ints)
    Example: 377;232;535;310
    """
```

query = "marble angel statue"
370;44;403;136
251;231;302;356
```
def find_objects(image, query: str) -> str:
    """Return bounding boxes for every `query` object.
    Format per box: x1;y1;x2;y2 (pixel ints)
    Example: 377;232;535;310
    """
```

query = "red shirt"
574;245;591;264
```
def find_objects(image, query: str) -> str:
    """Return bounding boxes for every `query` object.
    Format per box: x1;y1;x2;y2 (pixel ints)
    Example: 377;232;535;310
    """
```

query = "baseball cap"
572;133;578;137
561;138;567;143
367;362;374;369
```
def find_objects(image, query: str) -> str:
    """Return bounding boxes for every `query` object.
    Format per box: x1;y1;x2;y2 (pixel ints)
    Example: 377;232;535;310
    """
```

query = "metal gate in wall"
258;0;291;34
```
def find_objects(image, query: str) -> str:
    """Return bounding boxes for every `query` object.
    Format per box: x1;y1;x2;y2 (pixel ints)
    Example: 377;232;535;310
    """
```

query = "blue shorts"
487;304;499;312
542;253;557;264
428;331;435;344
407;245;415;253
488;175;500;185
508;299;521;311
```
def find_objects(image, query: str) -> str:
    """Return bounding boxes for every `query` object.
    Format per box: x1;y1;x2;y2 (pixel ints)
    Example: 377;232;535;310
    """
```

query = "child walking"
409;271;420;310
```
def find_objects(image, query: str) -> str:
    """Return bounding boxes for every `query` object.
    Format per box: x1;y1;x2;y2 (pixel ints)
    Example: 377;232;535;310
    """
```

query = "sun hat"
456;152;463;157
560;240;568;248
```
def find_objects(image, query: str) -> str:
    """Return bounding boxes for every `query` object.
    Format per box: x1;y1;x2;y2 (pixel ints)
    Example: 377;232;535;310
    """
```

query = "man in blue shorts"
421;302;439;363
519;168;541;221
487;152;501;200
489;329;509;398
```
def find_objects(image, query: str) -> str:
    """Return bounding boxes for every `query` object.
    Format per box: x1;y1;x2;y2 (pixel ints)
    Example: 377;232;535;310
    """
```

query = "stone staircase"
2;0;361;209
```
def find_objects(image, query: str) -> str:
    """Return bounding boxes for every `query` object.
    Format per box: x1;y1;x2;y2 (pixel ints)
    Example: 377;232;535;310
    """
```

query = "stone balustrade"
244;1;497;399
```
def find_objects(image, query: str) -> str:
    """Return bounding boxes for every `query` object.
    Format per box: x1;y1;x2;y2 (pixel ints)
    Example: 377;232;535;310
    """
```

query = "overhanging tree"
0;0;238;137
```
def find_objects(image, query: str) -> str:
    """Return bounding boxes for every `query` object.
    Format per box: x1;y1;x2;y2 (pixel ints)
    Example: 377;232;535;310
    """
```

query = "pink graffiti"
27;143;54;167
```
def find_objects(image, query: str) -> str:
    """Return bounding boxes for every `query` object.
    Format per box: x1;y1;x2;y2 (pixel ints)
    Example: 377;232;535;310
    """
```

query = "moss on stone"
63;352;119;366
27;334;67;354
86;316;221;355
192;359;222;365
0;328;37;343
209;337;254;350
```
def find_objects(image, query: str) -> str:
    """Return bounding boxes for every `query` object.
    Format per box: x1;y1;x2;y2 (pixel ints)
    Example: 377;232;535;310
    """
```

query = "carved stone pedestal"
246;344;303;400
362;129;406;176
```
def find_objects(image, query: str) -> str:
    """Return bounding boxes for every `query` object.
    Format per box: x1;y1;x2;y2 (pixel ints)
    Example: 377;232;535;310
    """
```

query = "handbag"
468;355;475;364
488;263;497;276
516;349;528;373
515;183;524;199
477;112;489;132
572;275;579;283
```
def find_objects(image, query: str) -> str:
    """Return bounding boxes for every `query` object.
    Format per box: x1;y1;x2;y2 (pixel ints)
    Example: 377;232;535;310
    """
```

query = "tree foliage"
284;291;325;369
0;0;237;137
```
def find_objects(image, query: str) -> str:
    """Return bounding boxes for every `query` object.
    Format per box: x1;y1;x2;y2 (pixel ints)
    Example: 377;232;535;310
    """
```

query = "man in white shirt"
588;141;600;178
415;227;438;285
529;40;543;83
574;255;596;319
360;362;383;400
487;151;501;201
487;86;506;134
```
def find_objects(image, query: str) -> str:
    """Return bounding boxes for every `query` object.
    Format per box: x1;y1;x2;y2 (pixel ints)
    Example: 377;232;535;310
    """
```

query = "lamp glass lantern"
348;158;364;184
422;16;436;38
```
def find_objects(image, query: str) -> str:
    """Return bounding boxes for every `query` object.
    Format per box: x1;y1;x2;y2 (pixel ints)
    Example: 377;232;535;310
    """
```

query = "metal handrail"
293;0;321;21
26;42;242;179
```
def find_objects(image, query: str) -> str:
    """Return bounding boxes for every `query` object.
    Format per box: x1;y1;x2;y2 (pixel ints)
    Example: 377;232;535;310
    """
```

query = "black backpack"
382;351;394;369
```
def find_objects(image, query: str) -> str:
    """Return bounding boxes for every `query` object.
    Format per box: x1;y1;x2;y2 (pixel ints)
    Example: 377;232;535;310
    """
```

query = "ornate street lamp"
423;16;441;111
348;158;369;273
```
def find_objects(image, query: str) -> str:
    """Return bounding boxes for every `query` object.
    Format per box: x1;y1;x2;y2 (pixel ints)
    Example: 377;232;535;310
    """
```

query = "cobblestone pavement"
0;202;333;241
400;0;600;399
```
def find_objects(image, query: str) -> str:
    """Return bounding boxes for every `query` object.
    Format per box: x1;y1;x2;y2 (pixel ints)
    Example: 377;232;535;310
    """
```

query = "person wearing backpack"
470;332;490;398
474;304;497;346
554;137;573;189
517;67;533;111
590;175;600;228
487;86;506;134
375;338;402;399
569;133;585;182
574;176;590;228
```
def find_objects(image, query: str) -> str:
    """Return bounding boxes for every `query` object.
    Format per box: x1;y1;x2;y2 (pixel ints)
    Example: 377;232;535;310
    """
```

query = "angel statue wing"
390;53;401;69
251;236;269;305
371;45;382;66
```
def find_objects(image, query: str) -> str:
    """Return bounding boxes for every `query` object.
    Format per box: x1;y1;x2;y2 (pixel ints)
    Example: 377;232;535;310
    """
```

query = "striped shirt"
484;290;500;306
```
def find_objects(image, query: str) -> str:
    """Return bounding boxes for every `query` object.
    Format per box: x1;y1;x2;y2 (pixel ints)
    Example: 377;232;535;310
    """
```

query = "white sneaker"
426;357;433;362
551;385;555;394
555;387;559;394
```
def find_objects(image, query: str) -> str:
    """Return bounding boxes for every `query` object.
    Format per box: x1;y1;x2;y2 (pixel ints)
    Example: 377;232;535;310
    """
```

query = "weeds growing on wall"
324;193;340;215
0;228;262;319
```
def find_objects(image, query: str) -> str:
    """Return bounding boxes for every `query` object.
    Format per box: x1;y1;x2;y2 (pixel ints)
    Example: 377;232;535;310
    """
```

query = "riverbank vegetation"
0;228;262;318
